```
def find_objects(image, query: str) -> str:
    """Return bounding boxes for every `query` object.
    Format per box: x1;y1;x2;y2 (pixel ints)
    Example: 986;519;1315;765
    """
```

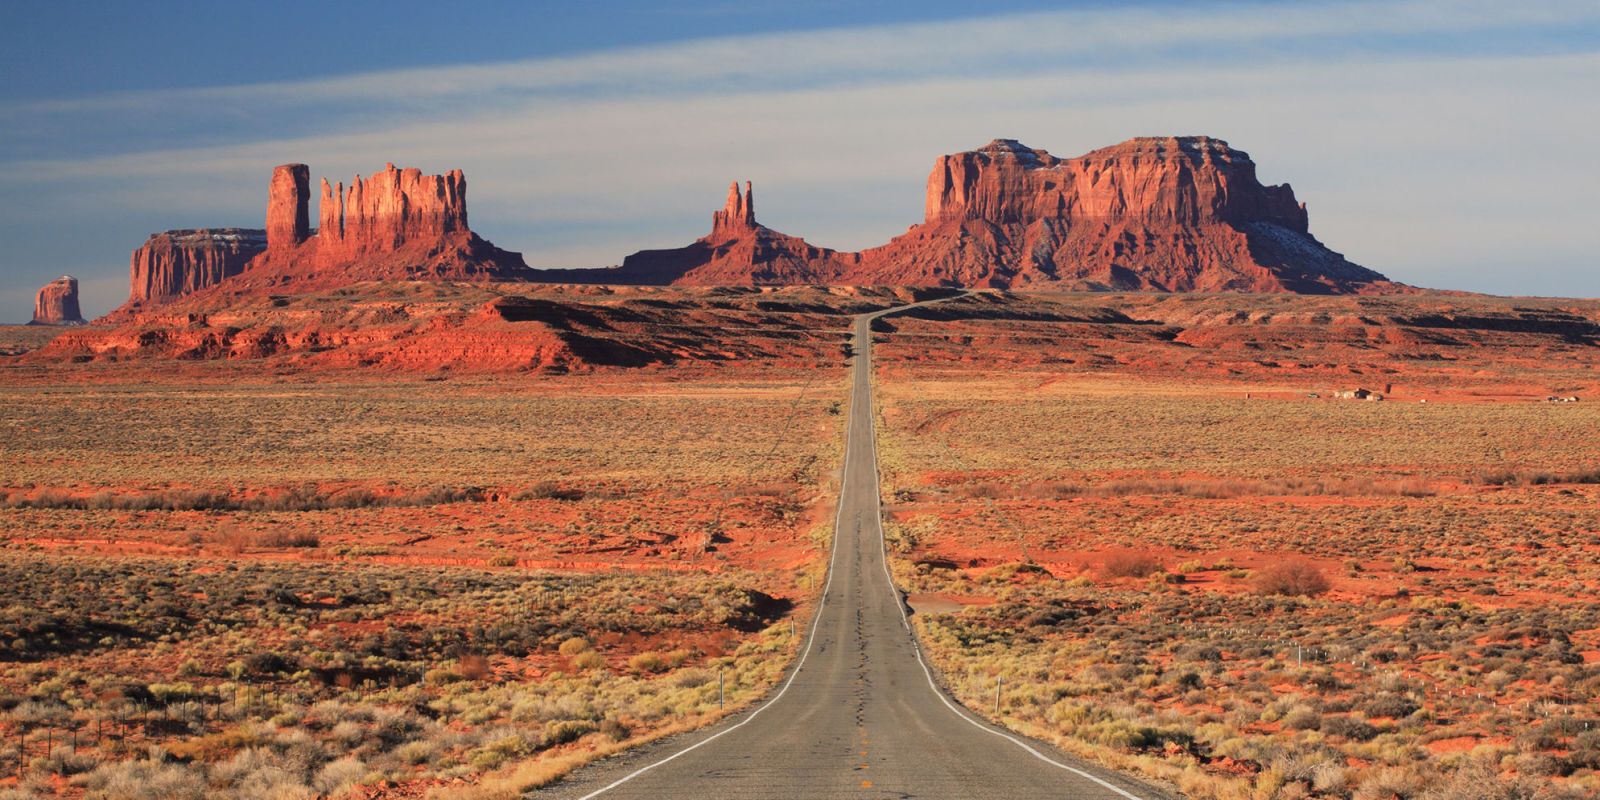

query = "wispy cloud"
3;0;1599;318
14;0;1594;116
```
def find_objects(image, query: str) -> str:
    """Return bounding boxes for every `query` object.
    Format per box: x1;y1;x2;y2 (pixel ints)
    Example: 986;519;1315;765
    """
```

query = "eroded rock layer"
102;135;1397;321
114;163;529;314
30;275;85;326
543;181;859;286
27;285;942;374
854;137;1394;292
547;137;1396;293
127;229;267;307
225;162;528;298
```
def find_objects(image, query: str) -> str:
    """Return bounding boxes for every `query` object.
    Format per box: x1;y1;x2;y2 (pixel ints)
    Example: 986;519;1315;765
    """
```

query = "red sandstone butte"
854;137;1394;292
551;136;1397;293
127;229;268;307
111;163;529;314
103;136;1397;309
218;162;527;293
29;275;85;325
543;180;859;285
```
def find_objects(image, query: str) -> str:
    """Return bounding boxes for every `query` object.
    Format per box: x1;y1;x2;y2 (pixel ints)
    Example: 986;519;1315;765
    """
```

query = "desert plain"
0;285;1596;800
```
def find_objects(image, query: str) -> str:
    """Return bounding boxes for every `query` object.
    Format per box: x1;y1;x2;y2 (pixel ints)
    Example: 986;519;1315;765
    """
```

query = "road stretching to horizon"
538;298;1169;799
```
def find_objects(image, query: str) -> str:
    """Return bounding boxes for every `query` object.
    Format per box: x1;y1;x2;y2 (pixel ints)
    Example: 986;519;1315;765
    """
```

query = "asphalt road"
536;300;1172;799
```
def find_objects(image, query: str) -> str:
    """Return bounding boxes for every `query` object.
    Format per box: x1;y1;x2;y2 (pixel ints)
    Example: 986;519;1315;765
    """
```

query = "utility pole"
719;669;726;710
995;678;1003;715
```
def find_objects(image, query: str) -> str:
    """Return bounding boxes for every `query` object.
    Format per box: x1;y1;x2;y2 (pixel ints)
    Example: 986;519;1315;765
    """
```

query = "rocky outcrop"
26;285;929;374
543;181;859;286
113;163;529;312
712;181;756;236
266;164;310;250
921;137;1309;228
102;136;1394;311
29;275;85;325
127;229;267;306
856;137;1394;293
221;162;527;295
542;137;1396;293
312;164;471;255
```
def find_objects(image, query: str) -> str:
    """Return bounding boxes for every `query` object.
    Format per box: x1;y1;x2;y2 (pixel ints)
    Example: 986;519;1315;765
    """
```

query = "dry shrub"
628;651;668;674
1394;478;1437;497
3;483;489;512
457;653;492;681
1353;764;1431;800
1252;559;1331;597
514;481;583;501
164;727;267;762
1417;761;1578;799
1011;476;1445;500
253;529;321;549
211;525;253;555
1475;467;1600;487
1100;549;1165;579
207;526;319;551
963;481;1007;499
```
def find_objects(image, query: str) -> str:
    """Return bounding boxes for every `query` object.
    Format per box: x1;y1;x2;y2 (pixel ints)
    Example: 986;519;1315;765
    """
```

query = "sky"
2;0;1598;319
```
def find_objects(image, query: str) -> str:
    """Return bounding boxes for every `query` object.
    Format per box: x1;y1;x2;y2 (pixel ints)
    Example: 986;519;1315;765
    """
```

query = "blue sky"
3;1;1598;318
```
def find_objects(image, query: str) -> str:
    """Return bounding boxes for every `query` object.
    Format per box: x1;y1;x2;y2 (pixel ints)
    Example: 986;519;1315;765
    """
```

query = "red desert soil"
868;291;1600;799
4;287;1599;799
905;592;997;615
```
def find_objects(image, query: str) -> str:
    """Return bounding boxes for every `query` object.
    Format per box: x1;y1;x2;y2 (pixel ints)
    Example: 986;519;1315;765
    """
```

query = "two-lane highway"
537;299;1169;799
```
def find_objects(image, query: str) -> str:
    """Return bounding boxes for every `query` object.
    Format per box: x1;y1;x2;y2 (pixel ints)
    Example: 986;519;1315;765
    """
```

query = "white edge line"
573;315;865;800
577;295;1145;800
861;302;1152;800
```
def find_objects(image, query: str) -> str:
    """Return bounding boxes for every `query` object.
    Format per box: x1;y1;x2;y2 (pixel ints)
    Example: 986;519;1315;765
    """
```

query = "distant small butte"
100;136;1405;321
28;275;86;326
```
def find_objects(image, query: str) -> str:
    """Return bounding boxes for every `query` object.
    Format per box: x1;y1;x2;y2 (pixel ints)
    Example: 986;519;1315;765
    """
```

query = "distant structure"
29;275;86;325
1333;388;1384;401
111;161;529;316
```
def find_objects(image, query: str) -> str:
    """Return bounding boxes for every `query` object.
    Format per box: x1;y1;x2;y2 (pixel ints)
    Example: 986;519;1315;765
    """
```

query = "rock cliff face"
544;181;858;285
114;163;529;313
127;229;268;306
712;181;756;236
313;164;470;255
266;164;311;250
856;137;1392;292
215;162;527;297
101;136;1393;315
543;136;1396;294
922;137;1309;228
30;275;85;325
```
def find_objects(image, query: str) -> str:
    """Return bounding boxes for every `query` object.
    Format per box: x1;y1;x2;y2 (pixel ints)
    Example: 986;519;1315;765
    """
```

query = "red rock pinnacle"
266;164;311;250
319;178;344;243
30;275;85;325
712;180;756;237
